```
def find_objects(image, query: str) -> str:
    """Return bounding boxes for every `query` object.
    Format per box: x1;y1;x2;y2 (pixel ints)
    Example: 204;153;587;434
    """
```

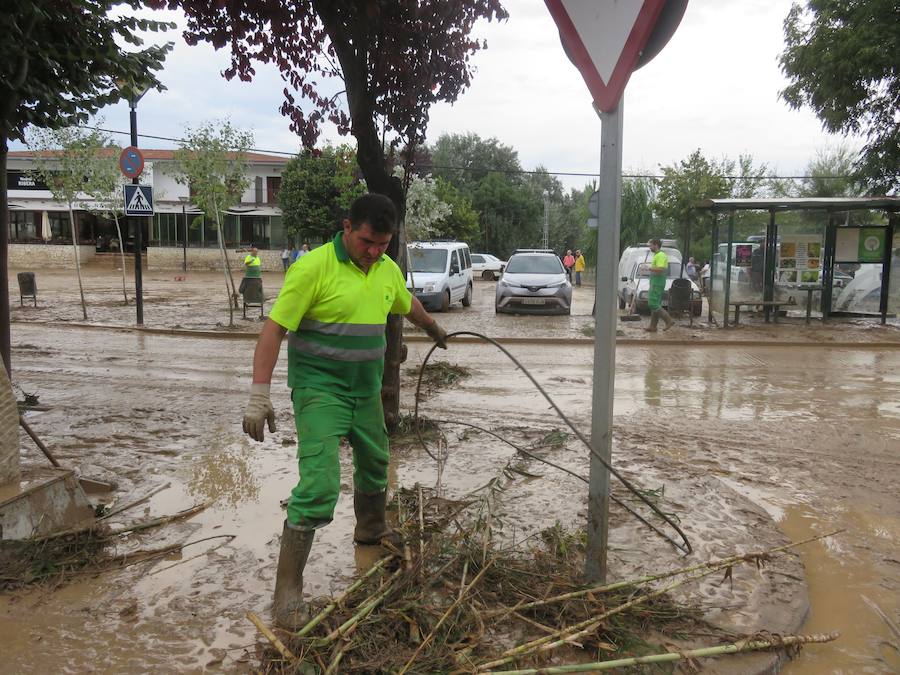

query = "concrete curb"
12;320;900;350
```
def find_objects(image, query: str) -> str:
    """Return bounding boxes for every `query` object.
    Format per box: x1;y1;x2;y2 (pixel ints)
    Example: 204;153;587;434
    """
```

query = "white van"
617;241;681;309
406;241;474;312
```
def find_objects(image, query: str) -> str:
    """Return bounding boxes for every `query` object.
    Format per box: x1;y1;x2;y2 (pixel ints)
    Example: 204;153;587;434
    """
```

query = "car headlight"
499;279;515;287
546;280;566;288
639;291;648;299
422;282;436;293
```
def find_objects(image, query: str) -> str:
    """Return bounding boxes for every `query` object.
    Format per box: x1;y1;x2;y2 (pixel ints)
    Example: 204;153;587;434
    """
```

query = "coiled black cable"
413;331;693;555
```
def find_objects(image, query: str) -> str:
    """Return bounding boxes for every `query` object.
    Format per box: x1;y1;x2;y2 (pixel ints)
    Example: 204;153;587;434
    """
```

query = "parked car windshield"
635;262;684;279
408;248;448;273
506;256;564;274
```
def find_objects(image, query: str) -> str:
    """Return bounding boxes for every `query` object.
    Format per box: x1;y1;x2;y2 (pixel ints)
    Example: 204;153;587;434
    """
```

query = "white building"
7;149;290;270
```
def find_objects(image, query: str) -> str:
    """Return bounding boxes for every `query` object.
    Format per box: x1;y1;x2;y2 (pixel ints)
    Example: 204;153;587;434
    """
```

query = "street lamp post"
178;196;189;272
127;86;149;325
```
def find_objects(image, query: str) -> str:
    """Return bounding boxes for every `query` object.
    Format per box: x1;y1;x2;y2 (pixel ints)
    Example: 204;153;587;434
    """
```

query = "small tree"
174;120;253;327
279;144;366;244
72;127;131;305
29;127;118;319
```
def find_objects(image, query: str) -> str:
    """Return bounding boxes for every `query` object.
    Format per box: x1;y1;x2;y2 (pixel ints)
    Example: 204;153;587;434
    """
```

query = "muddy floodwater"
3;267;899;673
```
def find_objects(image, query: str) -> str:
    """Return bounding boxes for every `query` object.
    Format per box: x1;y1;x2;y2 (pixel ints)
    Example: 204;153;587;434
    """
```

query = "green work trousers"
287;388;390;528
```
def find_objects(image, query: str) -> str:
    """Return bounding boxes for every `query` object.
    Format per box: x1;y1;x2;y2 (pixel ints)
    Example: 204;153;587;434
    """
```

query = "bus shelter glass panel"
832;262;883;315
773;220;827;318
708;217;728;316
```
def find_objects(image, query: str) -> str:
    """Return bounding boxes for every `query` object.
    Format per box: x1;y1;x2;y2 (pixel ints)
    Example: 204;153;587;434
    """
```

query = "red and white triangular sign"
545;0;666;111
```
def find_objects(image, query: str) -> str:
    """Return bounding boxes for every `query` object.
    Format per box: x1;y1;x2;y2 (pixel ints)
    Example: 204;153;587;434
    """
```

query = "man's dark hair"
649;238;662;247
349;193;397;234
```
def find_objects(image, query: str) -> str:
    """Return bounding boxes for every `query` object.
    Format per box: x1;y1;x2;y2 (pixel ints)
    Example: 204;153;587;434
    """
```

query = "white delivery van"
406;241;474;312
617;240;681;309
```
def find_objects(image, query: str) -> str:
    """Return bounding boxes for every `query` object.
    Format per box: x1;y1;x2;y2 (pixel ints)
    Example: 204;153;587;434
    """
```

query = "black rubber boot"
272;521;315;630
353;490;402;547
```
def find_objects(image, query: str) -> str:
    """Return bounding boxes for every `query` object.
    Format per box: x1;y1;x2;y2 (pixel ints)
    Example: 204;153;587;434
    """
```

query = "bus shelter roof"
697;197;900;213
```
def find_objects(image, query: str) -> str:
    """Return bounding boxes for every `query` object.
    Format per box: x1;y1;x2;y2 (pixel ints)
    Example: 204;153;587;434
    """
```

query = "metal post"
542;191;549;250
821;215;836;322
763;210;777;323
585;98;623;583
723;210;735;327
879;215;896;325
129;101;144;325
182;202;188;272
708;214;718;324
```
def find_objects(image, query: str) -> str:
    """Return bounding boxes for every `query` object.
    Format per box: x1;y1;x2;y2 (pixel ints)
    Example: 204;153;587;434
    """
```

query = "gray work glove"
243;383;276;441
425;321;448;349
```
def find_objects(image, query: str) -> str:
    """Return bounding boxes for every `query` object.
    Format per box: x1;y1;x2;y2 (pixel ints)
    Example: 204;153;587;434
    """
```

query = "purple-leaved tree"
151;0;508;425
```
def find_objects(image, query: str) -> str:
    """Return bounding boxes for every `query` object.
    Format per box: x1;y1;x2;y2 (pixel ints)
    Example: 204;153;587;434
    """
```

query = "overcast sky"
20;0;855;190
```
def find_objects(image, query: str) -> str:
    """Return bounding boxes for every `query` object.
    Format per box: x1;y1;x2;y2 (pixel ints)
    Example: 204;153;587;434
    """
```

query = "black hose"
413;330;693;555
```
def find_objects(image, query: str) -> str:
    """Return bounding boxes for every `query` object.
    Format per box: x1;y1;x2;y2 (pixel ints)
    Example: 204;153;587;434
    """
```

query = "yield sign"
544;0;667;112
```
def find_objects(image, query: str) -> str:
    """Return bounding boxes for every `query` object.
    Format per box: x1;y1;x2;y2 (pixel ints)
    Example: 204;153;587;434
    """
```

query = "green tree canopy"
780;0;899;192
279;144;366;245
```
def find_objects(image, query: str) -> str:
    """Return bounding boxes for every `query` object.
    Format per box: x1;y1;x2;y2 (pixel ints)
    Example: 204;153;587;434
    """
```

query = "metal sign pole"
585;97;623;583
129;101;144;325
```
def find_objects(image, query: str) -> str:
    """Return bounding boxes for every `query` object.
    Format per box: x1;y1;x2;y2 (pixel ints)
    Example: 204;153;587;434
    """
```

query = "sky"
17;0;856;191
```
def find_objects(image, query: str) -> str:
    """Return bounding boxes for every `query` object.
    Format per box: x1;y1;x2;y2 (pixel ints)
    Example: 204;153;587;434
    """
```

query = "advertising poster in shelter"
836;227;886;263
778;235;822;285
735;244;752;267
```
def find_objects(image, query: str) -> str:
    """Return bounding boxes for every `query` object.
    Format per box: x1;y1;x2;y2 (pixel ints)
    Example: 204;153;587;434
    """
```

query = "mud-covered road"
2;320;898;673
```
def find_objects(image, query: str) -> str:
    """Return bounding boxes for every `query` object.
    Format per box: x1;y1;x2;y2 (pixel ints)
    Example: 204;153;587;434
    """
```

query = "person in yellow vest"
573;249;585;286
645;238;674;332
243;245;262;279
242;193;448;629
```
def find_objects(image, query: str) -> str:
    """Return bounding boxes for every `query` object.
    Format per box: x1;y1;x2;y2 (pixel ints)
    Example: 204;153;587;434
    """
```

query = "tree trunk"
0;136;11;375
312;1;410;429
212;198;235;326
69;204;88;320
112;212;128;304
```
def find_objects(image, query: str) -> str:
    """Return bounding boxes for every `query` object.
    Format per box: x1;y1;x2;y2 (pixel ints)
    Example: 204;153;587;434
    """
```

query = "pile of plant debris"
252;484;837;674
0;501;230;590
406;361;471;394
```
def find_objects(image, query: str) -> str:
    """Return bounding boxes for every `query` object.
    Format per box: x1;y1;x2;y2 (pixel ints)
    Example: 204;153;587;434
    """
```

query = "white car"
470;253;506;280
624;261;703;316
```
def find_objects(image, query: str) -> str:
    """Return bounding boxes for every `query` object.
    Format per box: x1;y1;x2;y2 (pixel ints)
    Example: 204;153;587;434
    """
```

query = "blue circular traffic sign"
119;146;144;179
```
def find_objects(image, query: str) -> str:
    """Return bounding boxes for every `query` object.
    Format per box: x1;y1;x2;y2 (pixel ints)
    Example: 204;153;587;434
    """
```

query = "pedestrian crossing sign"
123;184;154;216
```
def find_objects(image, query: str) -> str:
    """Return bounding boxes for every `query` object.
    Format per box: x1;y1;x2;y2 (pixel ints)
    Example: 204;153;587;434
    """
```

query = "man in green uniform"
645;238;674;332
242;193;448;629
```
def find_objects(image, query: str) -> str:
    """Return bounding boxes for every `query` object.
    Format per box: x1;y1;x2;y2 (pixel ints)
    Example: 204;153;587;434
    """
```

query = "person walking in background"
281;245;292;271
685;256;698;282
644;238;674;332
700;260;711;294
294;243;310;263
574;249;585;286
563;250;575;282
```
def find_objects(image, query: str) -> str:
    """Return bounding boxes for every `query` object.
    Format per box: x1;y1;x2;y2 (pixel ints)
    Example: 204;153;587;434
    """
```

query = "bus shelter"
696;197;900;326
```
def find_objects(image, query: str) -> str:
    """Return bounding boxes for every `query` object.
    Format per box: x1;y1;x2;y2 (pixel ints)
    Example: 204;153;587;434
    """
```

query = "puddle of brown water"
779;504;900;675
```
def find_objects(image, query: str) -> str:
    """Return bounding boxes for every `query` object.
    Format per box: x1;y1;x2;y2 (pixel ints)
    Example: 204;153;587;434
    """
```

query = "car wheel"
462;283;473;307
440;289;450;312
693;302;702;316
482;270;494;280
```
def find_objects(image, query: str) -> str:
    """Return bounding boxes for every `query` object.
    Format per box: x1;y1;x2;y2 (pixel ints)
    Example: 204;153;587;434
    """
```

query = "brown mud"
11;267;900;345
1;266;898;673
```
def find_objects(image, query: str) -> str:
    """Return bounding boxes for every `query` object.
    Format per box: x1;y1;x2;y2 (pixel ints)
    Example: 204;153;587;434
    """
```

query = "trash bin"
668;278;693;325
241;277;264;319
17;272;37;307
